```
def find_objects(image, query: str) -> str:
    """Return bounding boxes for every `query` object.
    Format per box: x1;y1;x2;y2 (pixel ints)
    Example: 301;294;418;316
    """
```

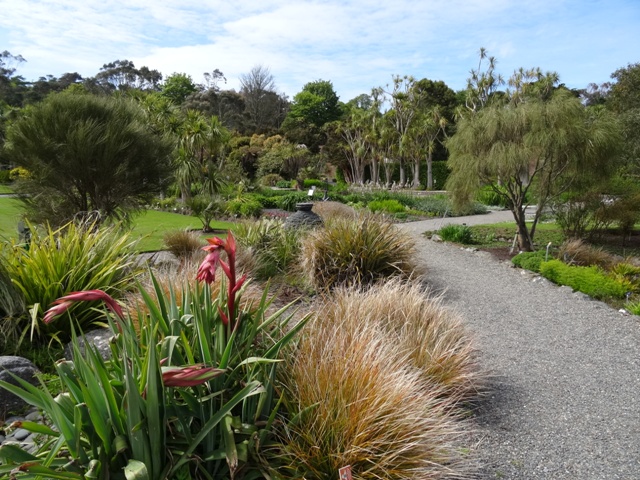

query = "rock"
0;357;40;416
64;328;114;361
12;428;30;441
25;410;42;422
431;234;443;242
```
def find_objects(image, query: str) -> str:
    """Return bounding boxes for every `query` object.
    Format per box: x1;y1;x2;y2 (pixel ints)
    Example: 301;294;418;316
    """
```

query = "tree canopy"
4;92;173;224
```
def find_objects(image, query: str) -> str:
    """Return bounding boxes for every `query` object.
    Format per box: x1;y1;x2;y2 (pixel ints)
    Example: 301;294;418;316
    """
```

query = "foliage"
539;260;631;299
4;93;173;225
552;192;610;240
438;224;475;244
511;250;548;272
233;219;303;280
0;221;138;344
557;239;617;269
448;55;622;251
276;282;476;479
476;185;510;208
260;173;284;187
0;260;24;322
300;213;416;290
276;192;308;212
367;198;406;214
226;197;263;218
0;232;309;479
162;229;205;260
161;72;198;105
188;195;226;231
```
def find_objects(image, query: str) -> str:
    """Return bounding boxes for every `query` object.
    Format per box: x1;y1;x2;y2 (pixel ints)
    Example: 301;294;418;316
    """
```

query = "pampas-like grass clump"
311;201;357;221
300;212;416;290
557;238;617;269
275;282;481;479
162;229;205;260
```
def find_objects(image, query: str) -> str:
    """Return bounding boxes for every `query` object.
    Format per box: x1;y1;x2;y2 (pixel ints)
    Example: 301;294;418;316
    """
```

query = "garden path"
397;220;640;479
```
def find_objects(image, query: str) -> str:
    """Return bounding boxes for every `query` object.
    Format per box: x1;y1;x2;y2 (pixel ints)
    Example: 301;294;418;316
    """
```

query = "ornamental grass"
300;212;417;290
275;281;480;480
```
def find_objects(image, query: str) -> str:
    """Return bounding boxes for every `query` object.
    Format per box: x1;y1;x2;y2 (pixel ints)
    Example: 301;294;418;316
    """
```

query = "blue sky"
1;0;638;102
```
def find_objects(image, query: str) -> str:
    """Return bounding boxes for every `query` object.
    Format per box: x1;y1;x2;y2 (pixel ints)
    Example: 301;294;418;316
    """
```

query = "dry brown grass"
557;238;617;269
311;201;357;221
162;229;205;260
275;282;480;479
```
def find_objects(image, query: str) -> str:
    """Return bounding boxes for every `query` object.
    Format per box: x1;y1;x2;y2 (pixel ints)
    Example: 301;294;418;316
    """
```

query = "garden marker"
339;465;352;480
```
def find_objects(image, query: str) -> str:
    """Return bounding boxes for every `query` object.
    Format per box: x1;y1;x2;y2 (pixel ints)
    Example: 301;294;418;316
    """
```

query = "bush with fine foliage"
540;260;631;299
512;250;548;272
438;223;475;244
4;92;172;225
275;282;478;479
300;213;416;290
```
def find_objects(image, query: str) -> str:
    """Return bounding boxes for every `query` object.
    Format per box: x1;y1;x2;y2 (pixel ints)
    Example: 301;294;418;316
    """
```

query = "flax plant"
0;231;308;480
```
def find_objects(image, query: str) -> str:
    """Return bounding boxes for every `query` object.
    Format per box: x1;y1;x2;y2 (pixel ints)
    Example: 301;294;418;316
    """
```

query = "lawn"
130;209;235;251
0;198;235;252
0;196;25;242
0;184;14;194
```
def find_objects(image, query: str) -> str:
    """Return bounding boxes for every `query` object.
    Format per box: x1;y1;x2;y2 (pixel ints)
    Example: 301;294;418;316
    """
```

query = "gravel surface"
397;220;640;480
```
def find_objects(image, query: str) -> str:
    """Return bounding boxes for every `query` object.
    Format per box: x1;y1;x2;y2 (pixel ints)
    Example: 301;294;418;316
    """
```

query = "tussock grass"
300;213;417;290
310;201;357;221
162;229;205;260
276;282;480;479
558;238;617;269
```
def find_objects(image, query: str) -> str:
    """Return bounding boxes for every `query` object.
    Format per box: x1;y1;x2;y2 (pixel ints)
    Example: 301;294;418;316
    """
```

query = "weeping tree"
4;92;172;225
447;67;621;251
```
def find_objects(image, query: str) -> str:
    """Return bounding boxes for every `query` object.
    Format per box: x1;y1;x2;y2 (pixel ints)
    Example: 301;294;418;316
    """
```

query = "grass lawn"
130;209;235;251
0;184;14;194
0;199;235;252
0;196;24;242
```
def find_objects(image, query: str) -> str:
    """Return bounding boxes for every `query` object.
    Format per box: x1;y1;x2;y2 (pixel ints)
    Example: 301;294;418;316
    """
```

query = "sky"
1;0;639;102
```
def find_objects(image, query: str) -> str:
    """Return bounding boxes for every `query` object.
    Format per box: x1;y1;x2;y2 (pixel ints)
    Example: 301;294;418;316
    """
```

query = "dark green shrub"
438;224;475;244
303;178;326;189
512;251;547;272
0;170;11;183
539;260;631;299
260;173;284;187
368;199;406;214
277;192;308;211
276;180;293;188
476;185;509;207
226;197;263;218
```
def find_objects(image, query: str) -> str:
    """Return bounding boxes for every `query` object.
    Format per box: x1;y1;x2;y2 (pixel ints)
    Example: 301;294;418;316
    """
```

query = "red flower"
161;364;225;387
43;289;124;324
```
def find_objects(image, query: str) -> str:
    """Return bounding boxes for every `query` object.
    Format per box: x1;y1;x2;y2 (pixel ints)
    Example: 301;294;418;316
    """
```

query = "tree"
239;65;288;134
285;79;342;128
333;108;374;184
447;86;621;251
607;62;640;173
90;60;162;93
161;73;198;105
3;93;173;224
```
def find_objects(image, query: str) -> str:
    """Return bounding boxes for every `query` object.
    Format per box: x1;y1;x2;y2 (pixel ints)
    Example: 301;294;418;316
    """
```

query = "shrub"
276;179;293;188
539;260;631;299
276;285;475;479
300;213;416;290
162;229;204;260
367;198;406;214
188;195;226;231
610;262;640;292
0;221;138;344
476;185;509;207
0;232;309;479
276;192;308;211
233;219;303;280
0;170;11;183
557;238;616;269
512;250;548;272
226;197;262;218
260;173;284;187
438;224;475;244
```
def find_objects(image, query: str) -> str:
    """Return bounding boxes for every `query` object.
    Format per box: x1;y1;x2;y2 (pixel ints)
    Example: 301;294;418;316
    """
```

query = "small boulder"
64;328;114;361
0;356;40;416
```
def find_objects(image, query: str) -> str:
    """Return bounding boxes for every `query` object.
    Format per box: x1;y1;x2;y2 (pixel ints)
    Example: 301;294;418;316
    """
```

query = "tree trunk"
399;159;406;187
412;158;420;188
426;151;433;190
512;206;533;251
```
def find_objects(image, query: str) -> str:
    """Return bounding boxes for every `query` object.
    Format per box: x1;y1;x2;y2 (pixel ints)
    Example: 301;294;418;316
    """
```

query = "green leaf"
124;459;150;480
0;444;39;463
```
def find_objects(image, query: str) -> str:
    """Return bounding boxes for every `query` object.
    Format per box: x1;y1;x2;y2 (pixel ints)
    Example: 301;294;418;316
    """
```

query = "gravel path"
397;219;640;479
